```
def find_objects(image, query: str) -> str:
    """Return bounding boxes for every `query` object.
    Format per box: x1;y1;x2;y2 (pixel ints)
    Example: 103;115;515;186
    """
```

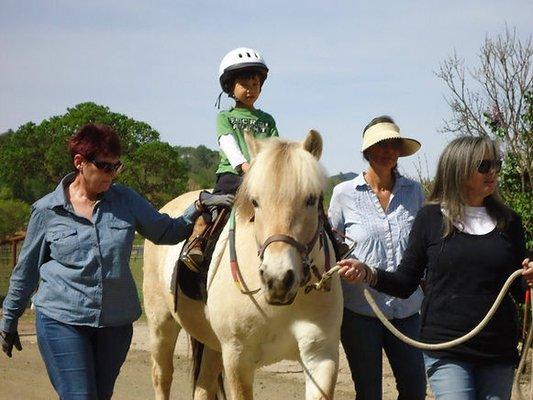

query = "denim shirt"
328;172;424;319
1;173;198;332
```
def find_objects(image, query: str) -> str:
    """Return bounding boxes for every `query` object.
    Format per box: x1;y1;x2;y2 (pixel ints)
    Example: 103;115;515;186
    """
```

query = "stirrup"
180;253;202;273
180;236;205;273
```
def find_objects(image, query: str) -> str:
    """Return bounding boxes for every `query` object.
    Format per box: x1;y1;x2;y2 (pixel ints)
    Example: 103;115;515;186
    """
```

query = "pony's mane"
235;137;327;220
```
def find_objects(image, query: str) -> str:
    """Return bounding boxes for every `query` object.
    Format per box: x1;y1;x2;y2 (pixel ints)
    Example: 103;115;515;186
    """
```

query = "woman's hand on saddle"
0;330;22;358
522;258;533;287
337;259;369;284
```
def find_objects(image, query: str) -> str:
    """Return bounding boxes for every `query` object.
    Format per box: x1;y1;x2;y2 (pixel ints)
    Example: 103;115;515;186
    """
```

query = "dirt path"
0;314;406;399
1;313;529;399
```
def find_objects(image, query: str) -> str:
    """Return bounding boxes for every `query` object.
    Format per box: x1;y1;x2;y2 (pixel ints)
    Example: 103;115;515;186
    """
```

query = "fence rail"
0;243;22;302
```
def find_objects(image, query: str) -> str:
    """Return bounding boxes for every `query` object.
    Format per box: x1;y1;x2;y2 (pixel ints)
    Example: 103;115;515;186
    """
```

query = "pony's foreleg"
221;345;255;400
193;346;224;400
147;313;180;400
296;331;339;400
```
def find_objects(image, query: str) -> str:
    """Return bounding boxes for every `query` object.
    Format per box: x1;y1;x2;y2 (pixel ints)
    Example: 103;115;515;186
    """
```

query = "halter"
229;198;332;295
257;218;322;269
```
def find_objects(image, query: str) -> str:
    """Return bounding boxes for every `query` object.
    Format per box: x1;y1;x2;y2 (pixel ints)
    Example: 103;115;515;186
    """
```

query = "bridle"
229;198;332;295
257;217;322;277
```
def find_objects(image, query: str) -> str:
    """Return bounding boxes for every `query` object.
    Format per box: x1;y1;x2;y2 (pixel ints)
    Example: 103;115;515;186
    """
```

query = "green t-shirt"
216;107;279;175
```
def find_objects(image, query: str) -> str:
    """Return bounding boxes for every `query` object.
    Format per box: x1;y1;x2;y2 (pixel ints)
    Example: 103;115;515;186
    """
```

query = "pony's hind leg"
147;312;180;400
193;343;224;400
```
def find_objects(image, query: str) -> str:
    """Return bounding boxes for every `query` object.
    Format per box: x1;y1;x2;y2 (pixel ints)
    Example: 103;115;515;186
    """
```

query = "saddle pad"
163;222;230;294
164;242;184;293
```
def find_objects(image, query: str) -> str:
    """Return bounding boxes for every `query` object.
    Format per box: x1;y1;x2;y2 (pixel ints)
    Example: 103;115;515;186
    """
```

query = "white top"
219;134;247;169
328;172;425;319
450;206;497;235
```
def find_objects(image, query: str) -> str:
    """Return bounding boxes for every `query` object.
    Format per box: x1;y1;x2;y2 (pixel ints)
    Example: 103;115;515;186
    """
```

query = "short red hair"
69;123;122;163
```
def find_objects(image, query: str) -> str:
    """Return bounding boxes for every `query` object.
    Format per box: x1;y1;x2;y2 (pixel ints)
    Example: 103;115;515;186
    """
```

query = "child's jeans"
423;353;514;400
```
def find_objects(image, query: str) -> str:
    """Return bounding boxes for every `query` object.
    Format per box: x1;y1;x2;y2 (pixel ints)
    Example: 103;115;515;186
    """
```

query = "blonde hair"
428;136;511;237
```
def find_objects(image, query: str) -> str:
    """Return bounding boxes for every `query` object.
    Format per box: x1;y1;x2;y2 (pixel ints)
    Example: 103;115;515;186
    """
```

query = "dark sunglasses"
376;138;403;150
89;159;123;173
477;159;502;174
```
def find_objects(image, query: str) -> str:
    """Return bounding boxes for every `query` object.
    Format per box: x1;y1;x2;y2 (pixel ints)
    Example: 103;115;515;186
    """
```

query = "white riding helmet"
218;47;269;94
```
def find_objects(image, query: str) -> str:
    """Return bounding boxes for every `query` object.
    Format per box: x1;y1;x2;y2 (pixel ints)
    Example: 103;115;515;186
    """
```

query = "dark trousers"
341;308;426;400
213;172;242;195
36;310;133;400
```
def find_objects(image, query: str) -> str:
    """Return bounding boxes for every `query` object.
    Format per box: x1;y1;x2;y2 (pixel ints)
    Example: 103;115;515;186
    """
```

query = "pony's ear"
244;129;262;159
303;130;322;160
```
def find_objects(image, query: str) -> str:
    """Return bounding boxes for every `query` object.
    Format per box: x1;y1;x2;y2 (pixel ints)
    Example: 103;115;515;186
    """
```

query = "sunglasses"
375;138;403;150
477;159;502;174
89;159;123;173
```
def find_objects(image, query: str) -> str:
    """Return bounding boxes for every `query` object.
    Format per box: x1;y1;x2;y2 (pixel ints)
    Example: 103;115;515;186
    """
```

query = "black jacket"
375;204;526;364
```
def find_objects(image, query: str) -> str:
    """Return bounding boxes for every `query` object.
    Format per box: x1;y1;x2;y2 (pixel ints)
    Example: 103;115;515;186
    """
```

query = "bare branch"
436;26;533;188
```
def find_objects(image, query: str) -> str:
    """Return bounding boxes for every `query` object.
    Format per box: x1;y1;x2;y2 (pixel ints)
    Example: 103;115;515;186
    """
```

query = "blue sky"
1;1;532;179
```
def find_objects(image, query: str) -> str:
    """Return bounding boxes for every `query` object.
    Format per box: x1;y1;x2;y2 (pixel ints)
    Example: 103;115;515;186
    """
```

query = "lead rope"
311;262;531;399
362;268;524;350
306;234;531;398
513;287;532;400
304;231;357;292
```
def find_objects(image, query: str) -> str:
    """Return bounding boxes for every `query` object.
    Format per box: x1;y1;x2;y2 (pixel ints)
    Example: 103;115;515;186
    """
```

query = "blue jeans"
423;353;514;400
341;309;426;400
36;310;133;400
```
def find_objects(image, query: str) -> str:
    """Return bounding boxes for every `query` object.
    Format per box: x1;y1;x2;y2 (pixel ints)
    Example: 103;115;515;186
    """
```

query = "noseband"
229;199;331;295
257;218;322;269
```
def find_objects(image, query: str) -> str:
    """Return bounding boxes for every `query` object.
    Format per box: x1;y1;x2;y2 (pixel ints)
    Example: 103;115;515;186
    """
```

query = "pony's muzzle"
259;266;298;305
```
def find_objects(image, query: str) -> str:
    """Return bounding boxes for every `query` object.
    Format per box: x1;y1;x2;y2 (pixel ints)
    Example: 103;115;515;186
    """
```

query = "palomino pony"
143;131;343;400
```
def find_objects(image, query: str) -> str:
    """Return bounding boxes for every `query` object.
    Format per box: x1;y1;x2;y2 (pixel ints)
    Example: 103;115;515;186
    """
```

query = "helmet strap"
214;91;224;109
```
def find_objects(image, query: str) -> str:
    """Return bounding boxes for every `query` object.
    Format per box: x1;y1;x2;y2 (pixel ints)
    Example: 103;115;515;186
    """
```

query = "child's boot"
181;215;208;273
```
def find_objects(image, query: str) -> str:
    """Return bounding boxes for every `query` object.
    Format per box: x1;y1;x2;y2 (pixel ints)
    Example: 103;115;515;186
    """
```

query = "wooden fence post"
11;239;17;269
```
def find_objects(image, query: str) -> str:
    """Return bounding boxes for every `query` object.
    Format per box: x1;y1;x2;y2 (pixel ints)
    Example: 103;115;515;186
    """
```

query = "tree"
498;91;533;249
436;26;533;191
120;142;189;208
437;27;533;247
177;145;219;190
0;122;53;202
0;102;160;203
0;188;30;240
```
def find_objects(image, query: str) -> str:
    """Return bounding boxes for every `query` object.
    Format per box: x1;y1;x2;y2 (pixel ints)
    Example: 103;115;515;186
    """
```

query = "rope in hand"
362;268;524;350
304;237;357;293
305;232;531;397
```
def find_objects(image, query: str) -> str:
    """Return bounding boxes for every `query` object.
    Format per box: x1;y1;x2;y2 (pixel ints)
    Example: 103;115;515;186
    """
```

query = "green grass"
130;255;144;310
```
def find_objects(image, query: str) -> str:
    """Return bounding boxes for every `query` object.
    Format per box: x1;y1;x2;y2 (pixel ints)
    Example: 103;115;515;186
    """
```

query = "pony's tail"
191;337;226;400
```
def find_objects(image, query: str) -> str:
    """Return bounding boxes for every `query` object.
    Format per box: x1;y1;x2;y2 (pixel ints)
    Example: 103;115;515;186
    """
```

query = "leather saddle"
170;208;230;310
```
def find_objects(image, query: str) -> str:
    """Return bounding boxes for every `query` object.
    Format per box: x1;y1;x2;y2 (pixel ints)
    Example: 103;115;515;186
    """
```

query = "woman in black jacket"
338;136;533;400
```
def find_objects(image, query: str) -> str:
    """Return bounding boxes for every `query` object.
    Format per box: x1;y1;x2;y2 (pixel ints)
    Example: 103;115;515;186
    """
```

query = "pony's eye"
251;198;259;208
305;195;317;207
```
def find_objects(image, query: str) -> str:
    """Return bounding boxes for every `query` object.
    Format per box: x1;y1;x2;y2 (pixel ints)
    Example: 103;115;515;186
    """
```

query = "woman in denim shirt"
0;123;233;399
328;116;426;400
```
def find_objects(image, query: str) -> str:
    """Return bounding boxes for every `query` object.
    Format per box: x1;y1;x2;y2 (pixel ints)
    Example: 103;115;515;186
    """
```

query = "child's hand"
240;162;250;174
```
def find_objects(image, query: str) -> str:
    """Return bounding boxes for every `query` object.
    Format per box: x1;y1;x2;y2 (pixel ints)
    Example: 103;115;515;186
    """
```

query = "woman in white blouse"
328;115;426;400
